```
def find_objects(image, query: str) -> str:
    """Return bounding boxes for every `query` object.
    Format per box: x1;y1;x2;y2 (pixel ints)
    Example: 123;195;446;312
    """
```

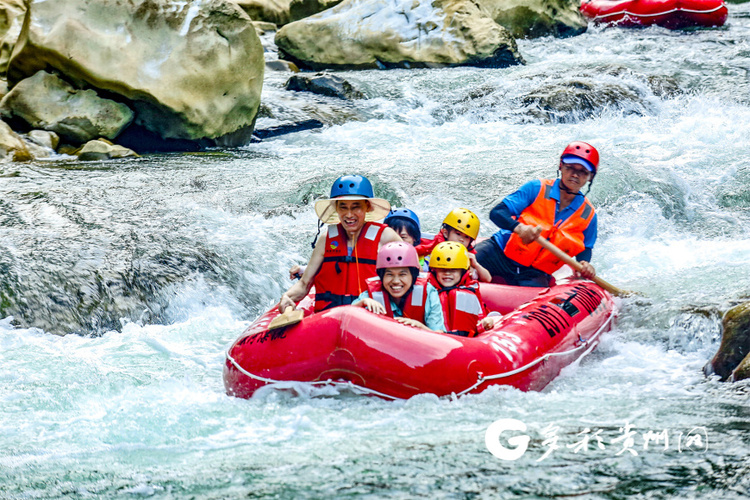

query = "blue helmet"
384;207;421;245
330;175;374;199
315;174;391;224
384;208;421;230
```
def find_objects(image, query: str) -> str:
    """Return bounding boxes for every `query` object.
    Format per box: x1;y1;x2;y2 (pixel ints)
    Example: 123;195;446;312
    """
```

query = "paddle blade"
268;306;304;330
592;276;638;298
535;236;639;298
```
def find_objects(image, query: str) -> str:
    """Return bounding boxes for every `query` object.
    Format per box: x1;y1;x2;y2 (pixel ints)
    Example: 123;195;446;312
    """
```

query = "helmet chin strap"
559;179;579;195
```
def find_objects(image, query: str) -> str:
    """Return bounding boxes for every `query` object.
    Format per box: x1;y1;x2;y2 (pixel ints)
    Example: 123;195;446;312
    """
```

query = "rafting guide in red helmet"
475;142;599;287
279;175;402;313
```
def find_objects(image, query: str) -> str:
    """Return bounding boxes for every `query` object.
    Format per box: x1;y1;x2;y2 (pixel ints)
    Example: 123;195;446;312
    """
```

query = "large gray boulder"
0;71;134;144
20;130;60;158
27;130;59;151
732;353;750;381
8;0;264;147
0;0;25;77
285;73;364;100
704;301;750;382
480;0;587;38
77;139;139;161
289;0;343;22
275;0;524;70
0;118;30;161
234;0;294;25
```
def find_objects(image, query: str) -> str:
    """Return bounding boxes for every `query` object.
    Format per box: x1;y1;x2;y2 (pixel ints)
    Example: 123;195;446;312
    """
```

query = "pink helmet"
376;242;421;270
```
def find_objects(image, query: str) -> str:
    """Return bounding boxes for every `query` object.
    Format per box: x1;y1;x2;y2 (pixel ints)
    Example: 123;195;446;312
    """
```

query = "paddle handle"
268;305;304;330
535;237;629;297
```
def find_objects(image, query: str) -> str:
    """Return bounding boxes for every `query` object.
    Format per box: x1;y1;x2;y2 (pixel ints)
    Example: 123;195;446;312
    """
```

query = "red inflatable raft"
580;0;728;29
223;279;618;400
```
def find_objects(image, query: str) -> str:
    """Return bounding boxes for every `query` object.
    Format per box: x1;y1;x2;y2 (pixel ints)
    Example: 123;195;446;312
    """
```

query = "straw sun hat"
314;175;391;224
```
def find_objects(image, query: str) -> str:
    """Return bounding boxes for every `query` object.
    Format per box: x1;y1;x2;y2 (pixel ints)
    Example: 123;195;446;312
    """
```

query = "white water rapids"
1;6;749;498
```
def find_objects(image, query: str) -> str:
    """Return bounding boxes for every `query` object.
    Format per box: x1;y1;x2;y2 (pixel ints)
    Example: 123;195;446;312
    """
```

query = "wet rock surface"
276;0;524;70
481;0;588;38
8;0;264;147
289;0;343;22
285;73;365;99
705;301;750;381
0;71;134;144
234;0;294;25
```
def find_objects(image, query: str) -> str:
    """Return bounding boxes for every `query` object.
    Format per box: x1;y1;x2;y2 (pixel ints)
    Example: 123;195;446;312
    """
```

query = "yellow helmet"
442;208;479;240
429;242;470;270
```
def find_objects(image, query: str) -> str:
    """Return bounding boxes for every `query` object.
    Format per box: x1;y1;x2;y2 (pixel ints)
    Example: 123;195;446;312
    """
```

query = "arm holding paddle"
516;223;596;280
513;222;543;244
534;236;633;297
279;234;326;312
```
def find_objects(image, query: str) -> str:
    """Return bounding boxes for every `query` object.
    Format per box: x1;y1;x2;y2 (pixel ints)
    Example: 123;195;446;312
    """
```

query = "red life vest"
504;179;595;275
313;222;386;312
415;232;444;258
365;274;429;323
416;232;477;260
428;272;486;337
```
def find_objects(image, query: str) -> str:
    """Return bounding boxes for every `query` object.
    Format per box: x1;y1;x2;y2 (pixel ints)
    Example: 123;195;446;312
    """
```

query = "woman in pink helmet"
353;242;445;332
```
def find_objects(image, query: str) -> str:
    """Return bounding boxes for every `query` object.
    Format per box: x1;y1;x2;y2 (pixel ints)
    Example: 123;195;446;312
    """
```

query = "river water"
1;5;750;499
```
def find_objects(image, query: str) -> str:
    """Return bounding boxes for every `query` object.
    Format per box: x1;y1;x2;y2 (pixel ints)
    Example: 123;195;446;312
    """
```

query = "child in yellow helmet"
417;208;492;283
427;242;496;337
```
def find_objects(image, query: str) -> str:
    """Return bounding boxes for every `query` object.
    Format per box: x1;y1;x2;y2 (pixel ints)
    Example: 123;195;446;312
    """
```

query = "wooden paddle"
535;237;634;297
268;306;304;330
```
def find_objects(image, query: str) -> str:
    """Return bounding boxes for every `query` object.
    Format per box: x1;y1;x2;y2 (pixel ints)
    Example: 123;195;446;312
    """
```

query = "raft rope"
453;312;614;397
225;350;402;400
593;4;726;21
225;308;616;401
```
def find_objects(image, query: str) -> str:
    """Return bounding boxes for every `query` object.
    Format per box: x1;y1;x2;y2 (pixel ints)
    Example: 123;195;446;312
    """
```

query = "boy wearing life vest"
279;175;402;313
475;141;599;287
417;208;492;283
353;242;445;332
428;242;496;337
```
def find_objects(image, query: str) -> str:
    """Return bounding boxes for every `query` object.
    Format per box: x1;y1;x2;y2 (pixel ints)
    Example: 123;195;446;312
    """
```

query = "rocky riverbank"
0;0;584;159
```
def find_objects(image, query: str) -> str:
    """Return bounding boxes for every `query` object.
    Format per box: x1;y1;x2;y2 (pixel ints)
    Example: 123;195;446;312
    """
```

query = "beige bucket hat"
313;175;391;224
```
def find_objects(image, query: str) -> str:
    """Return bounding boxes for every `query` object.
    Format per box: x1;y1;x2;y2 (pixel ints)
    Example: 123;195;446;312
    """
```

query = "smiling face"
434;268;463;288
559;162;592;193
336;200;370;234
381;267;414;299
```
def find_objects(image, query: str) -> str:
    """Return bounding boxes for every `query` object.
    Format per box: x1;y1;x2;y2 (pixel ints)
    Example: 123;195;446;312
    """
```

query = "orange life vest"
504;179;595;275
313;222;386;312
428;272;486;337
365;274;429;322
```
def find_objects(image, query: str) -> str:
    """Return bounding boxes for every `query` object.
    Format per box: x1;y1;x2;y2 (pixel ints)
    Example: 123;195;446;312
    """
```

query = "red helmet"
561;142;599;174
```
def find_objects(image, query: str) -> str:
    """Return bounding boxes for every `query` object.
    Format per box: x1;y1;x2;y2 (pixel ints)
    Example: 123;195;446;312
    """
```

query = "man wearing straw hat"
279;175;402;313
